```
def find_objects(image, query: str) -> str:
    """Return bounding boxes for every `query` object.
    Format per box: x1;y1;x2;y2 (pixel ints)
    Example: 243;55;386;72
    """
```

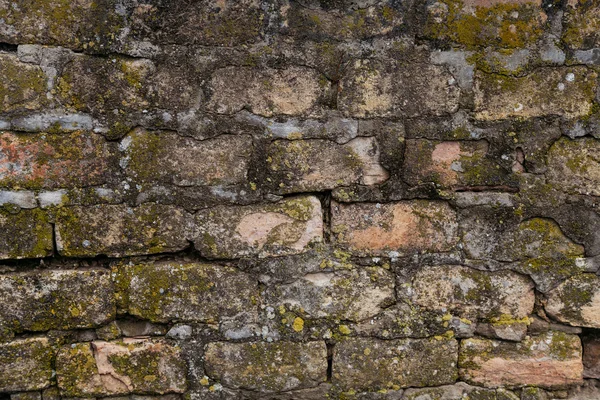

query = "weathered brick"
204;341;327;392
331;200;459;256
338;59;460;118
265;266;395;322
424;0;546;48
284;2;404;41
0;338;54;392
474;67;597;120
583;335;600;379
114;260;258;324
0;54;47;113
207;66;330;117
546;274;600;329
129;0;264;47
547;137;600;197
411;265;534;321
0;208;53;259
0;0;124;50
0;131;112;189
194;196;323;258
0;269;114;334
459;331;583;388
562;0;600;49
333;337;458;391
56;339;187;397
120;129;252;187
266;137;389;193
403;139;512;188
55;204;192;257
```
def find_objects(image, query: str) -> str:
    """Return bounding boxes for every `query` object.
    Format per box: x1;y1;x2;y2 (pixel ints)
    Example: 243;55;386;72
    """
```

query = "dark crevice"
326;342;335;382
0;42;18;52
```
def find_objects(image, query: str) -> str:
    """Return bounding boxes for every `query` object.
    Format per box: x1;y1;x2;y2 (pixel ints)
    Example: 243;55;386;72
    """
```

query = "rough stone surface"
195;196;323;258
547;137;600;197
55;204;193;257
333;337;458;391
474;67;597;120
204;341;327;393
459;331;583;388
331;200;459;255
582;335;600;379
546;274;600;329
0;338;54;392
56;339;187;397
0;208;53;259
114;260;258;324
0;269;114;334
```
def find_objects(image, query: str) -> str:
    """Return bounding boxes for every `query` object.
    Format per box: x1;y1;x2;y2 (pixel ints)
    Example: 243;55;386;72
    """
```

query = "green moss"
0;55;46;113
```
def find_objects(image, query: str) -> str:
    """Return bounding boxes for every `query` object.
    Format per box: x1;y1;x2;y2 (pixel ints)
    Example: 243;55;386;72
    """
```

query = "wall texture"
1;0;600;399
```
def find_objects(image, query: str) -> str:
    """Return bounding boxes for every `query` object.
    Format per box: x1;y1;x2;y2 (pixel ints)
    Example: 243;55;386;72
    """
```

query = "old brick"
55;204;192;257
459;331;583;388
207;66;330;117
411;265;534;321
267;137;389;194
424;0;545;48
403;139;512;188
474;67;597;120
194;196;323;258
546;274;600;329
284;2;404;41
56;339;187;397
562;0;600;49
0;208;53;259
331;200;459;256
0;54;47;113
333;337;458;391
120;129;252;187
582;336;600;379
204;341;327;392
114;260;258;324
0;131;112;189
0;0;124;50
0;269;114;334
547;137;600;197
0;338;54;392
339;59;460;118
265;266;395;322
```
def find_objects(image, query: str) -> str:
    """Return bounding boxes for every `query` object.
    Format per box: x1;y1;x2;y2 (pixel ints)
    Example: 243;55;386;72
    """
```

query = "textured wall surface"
1;0;600;399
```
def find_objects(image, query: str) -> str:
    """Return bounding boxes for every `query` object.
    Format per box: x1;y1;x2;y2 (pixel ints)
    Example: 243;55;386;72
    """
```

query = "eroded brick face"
1;0;600;398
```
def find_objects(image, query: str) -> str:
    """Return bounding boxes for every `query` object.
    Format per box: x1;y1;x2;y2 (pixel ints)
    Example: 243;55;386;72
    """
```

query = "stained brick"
0;338;54;392
547;137;600;197
0;208;53;259
0;54;47;113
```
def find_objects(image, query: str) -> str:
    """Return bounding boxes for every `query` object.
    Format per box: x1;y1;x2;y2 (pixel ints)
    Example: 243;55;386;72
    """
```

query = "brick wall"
1;0;600;399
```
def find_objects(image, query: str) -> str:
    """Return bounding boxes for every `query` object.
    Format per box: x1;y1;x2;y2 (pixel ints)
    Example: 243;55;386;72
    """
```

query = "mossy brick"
474;67;597;120
546;273;600;329
0;131;113;189
120;129;252;187
0;269;115;335
330;200;459;256
562;0;600;50
113;260;259;324
204;341;327;393
283;1;404;41
207;66;330;117
266;137;389;194
546;137;600;197
55;339;187;397
0;54;47;113
423;0;546;49
0;0;125;50
264;266;395;322
194;196;323;258
459;331;583;388
0;338;54;392
411;265;534;321
128;0;264;47
332;337;458;391
0;208;53;259
403;139;513;189
338;59;460;118
55;204;193;257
